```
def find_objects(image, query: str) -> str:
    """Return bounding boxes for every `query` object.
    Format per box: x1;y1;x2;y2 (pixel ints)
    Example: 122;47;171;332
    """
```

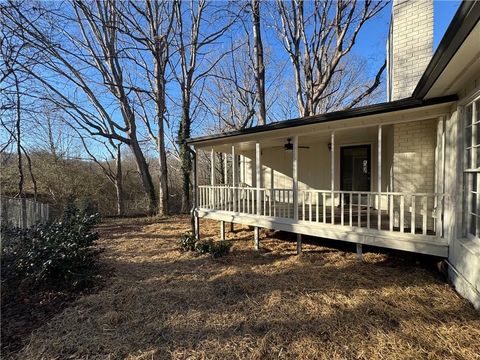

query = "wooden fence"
1;197;50;228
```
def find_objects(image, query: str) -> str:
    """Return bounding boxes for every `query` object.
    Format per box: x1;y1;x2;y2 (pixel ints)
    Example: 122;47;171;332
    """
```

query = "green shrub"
180;232;197;251
209;240;233;258
1;206;100;289
180;233;232;258
194;240;212;254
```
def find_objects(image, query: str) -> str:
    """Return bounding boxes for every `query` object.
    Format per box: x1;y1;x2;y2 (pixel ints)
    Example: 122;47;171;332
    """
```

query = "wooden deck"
196;186;448;257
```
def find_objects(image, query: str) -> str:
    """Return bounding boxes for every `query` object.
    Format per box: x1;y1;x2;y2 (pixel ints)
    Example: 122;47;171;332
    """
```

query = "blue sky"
350;0;462;101
1;0;464;157
353;0;461;82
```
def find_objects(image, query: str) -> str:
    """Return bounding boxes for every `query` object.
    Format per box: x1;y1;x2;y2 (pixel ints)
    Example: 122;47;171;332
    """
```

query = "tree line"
1;0;387;217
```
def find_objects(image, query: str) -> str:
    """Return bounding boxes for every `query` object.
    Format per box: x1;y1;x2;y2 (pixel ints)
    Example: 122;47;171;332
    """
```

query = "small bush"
180;233;232;258
209;241;233;258
194;240;212;254
1;203;100;290
180;233;197;251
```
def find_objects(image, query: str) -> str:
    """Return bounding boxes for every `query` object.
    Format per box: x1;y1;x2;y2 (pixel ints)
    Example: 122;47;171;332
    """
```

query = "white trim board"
197;209;448;257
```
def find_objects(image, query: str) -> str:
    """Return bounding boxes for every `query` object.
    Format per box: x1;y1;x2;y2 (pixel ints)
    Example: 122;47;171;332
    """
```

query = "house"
186;0;480;309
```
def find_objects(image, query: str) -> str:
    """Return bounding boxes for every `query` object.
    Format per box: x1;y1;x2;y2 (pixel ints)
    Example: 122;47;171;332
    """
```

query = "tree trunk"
153;37;170;216
251;0;266;125
129;138;157;215
179;92;192;214
115;145;124;216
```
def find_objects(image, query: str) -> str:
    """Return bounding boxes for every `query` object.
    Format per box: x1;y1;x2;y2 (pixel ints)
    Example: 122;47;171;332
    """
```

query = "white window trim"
463;95;480;242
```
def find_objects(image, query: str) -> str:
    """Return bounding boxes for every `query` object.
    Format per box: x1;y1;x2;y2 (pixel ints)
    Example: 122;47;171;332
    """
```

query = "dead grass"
10;215;480;360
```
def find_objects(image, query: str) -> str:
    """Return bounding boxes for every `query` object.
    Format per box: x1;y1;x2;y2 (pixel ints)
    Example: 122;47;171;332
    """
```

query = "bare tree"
76;132;125;216
275;0;387;116
251;0;266;125
115;0;176;216
1;0;159;213
172;0;238;213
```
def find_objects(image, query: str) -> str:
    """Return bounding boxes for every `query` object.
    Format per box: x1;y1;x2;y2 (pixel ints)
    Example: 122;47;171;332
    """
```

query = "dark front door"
340;145;371;194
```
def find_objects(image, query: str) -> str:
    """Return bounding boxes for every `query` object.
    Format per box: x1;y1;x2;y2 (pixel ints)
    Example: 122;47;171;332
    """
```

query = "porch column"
255;142;261;250
224;153;228;185
293;135;299;221
211;148;215;185
210;148;215;208
435;117;445;236
377;125;382;230
330;131;335;224
256;142;262;215
232;145;237;212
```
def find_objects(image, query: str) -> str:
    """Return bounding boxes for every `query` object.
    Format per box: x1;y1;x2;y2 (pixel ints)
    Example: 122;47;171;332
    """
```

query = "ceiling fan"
272;138;310;151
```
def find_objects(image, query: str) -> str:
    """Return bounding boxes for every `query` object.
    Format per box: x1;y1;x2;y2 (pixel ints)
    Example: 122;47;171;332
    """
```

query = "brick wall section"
393;119;436;194
389;0;433;100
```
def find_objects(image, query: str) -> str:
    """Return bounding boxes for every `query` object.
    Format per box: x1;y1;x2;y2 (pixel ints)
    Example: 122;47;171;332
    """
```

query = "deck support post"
330;132;335;224
356;244;363;261
293;136;299;221
377;125;382;230
194;216;200;240
254;226;260;250
296;234;302;255
220;220;225;240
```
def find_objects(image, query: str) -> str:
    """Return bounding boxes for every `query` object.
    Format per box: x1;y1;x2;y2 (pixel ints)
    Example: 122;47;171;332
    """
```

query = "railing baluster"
400;195;405;233
411;195;416;234
389;194;394;232
377;193;382;230
323;193;326;223
367;194;371;229
358;193;361;227
423;195;428;235
331;193;335;225
273;190;277;217
341;193;344;226
309;192;312;222
349;193;353;226
302;191;305;220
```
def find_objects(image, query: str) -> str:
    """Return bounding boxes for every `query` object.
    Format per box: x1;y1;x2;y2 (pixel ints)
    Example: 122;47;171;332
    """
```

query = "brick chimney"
387;0;433;101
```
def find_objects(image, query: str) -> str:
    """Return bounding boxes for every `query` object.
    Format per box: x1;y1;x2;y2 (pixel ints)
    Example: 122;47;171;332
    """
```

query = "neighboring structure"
186;1;480;309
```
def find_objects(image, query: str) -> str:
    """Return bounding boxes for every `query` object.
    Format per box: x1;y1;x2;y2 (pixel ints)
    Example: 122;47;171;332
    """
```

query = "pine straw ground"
11;215;480;360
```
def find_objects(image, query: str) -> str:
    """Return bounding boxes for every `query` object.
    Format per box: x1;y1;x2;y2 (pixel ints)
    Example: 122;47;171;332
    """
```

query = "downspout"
187;145;197;237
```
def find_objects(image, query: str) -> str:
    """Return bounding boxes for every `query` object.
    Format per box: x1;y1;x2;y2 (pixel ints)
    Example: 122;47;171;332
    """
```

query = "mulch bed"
3;215;480;359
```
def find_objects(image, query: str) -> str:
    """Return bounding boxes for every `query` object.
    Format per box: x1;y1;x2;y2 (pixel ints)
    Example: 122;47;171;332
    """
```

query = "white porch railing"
198;185;447;238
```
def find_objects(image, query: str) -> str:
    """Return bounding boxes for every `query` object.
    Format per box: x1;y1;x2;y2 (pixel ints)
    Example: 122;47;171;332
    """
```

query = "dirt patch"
7;215;480;359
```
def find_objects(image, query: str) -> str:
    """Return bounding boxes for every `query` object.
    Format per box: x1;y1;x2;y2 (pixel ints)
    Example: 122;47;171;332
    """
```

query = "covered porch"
191;100;453;257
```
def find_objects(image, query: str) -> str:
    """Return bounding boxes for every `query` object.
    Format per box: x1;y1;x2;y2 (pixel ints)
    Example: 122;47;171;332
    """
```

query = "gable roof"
413;0;480;99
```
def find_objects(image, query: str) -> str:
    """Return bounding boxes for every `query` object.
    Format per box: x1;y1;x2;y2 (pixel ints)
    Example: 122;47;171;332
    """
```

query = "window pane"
471;192;477;215
466;148;472;167
466;125;472;148
469;215;476;236
476;125;480;146
476;100;480;123
476;148;480;168
466;104;473;125
472;173;477;190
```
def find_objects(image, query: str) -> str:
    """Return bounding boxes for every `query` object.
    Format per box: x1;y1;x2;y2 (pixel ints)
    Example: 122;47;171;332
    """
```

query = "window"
464;97;480;238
